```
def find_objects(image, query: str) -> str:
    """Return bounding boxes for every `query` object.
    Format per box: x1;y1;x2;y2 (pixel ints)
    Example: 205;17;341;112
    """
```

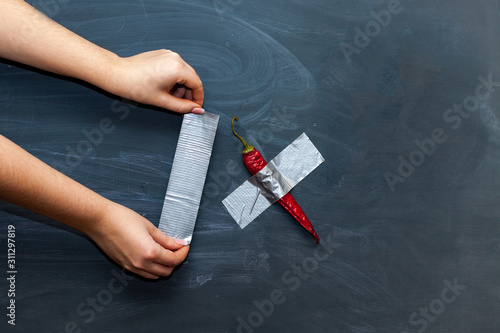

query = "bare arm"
0;0;205;114
0;0;201;279
0;134;189;280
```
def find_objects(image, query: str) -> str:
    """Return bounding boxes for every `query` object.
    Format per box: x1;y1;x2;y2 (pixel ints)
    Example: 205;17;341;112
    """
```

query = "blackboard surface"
1;0;500;332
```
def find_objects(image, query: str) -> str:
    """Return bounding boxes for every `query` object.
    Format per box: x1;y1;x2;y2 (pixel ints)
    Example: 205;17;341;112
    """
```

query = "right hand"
87;202;190;279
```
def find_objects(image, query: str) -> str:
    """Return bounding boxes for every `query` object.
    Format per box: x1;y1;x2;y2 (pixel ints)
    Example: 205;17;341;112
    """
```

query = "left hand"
106;49;205;114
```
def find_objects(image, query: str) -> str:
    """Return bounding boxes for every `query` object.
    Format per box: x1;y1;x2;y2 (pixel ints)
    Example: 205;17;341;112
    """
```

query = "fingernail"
175;239;188;246
191;108;205;115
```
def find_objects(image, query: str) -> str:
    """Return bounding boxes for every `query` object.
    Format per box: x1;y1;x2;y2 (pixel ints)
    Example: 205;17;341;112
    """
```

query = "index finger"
154;244;190;267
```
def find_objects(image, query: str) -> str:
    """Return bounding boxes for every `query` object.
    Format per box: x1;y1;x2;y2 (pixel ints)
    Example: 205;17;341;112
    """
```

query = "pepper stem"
231;117;254;154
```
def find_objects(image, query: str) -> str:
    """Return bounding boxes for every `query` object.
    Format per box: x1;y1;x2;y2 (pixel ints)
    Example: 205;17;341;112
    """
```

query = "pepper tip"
311;231;321;244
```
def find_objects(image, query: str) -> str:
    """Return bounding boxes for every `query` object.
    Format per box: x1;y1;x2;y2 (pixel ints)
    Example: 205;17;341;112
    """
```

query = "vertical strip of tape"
158;112;219;244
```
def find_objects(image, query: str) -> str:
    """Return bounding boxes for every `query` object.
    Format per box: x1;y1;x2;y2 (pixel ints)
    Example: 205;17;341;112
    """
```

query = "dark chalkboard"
1;0;500;332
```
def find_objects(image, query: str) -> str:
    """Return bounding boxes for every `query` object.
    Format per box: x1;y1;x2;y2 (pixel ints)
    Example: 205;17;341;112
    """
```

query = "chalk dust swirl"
74;1;316;122
66;1;317;288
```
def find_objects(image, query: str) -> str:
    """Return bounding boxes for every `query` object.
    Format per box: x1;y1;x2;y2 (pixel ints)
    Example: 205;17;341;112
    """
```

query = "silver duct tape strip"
158;112;219;244
222;133;324;229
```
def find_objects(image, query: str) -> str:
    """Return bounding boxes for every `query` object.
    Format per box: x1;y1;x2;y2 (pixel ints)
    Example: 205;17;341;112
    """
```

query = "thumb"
159;93;202;114
150;227;185;250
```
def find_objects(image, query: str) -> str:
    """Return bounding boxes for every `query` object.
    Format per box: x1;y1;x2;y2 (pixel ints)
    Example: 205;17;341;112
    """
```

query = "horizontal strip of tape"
222;133;324;229
158;112;219;244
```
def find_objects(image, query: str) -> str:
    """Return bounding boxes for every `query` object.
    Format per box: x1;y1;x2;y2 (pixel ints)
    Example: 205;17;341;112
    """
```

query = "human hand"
107;49;205;114
87;202;190;279
0;1;204;113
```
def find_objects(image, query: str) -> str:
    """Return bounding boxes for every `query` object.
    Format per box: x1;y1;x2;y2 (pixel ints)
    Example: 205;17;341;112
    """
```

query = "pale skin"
0;0;204;279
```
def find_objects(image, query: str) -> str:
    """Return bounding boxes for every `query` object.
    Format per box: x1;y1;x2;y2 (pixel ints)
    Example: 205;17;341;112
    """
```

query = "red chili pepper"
231;117;320;243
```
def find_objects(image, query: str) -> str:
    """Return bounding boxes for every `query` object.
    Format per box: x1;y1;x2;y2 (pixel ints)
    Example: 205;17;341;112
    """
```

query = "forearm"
0;1;204;113
0;135;110;234
0;0;118;90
